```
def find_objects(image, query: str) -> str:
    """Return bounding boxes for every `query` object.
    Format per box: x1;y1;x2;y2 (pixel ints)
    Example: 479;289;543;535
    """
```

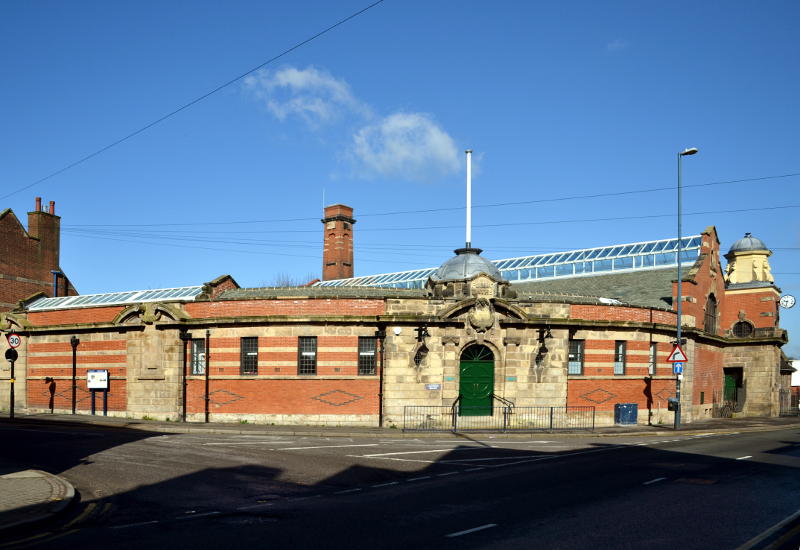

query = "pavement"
0;470;74;533
1;412;799;536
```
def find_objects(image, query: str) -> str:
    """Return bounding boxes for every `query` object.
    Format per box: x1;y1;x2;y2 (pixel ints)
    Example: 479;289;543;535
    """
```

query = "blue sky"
2;1;798;355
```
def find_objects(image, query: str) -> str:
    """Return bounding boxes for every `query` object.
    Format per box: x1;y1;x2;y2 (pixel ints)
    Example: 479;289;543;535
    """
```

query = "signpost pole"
675;148;698;430
675;151;684;430
205;330;210;424
5;334;21;419
103;389;108;416
179;331;190;423
9;357;14;420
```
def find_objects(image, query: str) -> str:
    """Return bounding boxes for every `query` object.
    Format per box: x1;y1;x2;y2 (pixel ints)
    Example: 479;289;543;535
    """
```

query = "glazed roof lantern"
430;247;505;282
728;232;769;254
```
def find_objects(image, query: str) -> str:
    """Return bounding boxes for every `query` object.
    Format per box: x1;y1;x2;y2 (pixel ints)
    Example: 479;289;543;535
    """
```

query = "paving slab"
0;469;75;532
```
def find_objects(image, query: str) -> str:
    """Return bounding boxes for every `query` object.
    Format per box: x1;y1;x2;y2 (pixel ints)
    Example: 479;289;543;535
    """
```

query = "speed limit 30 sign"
6;333;21;349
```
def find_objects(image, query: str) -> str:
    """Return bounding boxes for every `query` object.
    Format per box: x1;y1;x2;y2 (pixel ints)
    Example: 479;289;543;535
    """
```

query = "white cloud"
243;66;369;126
606;39;628;52
244;66;460;182
350;112;460;181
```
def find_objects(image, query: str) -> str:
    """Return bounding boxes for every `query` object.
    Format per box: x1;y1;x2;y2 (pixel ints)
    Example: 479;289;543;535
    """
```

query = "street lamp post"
70;335;80;414
675;147;698;429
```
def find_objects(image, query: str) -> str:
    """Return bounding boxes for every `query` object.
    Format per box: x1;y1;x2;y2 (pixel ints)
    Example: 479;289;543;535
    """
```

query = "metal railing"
403;405;595;433
779;389;799;416
712;387;745;418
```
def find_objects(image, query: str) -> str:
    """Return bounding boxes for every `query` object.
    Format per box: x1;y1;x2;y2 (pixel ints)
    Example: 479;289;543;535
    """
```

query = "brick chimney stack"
27;196;61;269
321;204;355;280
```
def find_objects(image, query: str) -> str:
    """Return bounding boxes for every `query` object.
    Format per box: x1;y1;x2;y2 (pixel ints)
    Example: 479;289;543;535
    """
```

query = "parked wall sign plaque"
87;369;109;390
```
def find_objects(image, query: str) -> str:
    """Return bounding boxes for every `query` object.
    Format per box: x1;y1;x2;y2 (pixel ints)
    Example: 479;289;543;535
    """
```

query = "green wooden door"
459;345;494;416
723;374;737;402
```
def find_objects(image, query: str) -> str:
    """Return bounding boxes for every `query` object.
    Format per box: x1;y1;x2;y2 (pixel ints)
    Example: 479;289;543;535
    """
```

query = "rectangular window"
614;341;626;375
358;337;377;375
240;337;258;375
567;340;584;375
648;342;657;375
191;339;206;375
298;336;317;375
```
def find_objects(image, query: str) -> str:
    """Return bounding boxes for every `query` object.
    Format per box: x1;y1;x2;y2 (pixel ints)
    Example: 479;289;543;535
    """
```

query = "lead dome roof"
430;247;504;282
728;233;768;253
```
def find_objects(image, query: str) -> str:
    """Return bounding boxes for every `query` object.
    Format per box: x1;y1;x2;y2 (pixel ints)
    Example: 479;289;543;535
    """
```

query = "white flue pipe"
465;149;472;248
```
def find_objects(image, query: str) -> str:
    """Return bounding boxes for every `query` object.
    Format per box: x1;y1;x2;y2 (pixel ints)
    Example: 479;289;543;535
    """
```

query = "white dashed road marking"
360;448;471;457
175;511;220;521
280;444;380;451
110;520;158;529
446;523;498;538
643;477;667;485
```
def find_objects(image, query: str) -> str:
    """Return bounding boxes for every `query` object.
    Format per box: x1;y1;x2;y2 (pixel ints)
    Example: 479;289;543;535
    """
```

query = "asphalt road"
1;423;799;549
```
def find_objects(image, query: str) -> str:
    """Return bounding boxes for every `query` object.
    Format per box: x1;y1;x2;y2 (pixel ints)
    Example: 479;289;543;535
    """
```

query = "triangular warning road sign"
667;344;688;362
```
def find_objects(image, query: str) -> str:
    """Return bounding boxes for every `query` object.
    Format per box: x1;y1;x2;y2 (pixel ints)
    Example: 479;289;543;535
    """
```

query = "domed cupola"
728;233;768;254
431;247;503;282
724;233;774;287
427;247;513;299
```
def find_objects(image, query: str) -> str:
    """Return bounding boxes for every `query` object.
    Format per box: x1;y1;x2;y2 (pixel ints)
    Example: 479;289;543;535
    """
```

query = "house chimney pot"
49;201;55;214
35;197;42;211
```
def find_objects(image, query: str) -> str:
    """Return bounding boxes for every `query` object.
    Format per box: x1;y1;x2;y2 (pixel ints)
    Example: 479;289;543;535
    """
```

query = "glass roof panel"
595;247;613;259
310;234;702;289
26;286;204;311
628;244;644;254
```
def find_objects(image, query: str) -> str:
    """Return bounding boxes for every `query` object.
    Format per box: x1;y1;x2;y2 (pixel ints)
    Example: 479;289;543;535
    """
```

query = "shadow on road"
1;418;799;549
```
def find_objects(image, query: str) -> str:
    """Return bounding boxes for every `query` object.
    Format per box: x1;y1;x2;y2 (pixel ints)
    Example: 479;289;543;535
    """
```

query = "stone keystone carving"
468;298;495;333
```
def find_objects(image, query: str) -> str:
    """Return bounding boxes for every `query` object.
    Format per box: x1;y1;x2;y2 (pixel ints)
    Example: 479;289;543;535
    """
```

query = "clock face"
779;294;796;309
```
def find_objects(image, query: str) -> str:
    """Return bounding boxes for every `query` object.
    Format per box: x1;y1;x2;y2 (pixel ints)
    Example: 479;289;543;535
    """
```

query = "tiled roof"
514;267;677;309
217;286;427;300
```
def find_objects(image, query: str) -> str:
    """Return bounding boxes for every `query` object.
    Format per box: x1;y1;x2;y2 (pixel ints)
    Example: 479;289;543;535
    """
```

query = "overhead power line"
0;0;386;202
62;203;800;239
63;171;800;229
357;172;800;218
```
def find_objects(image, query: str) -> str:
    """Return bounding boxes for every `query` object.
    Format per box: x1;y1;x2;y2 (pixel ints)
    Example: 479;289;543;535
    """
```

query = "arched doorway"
459;344;495;416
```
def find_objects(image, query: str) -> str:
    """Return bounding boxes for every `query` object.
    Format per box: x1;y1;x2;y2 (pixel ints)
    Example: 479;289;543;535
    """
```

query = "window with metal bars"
358;337;377;375
298;336;317;375
704;294;717;334
567;340;584;375
240;337;258;375
732;321;753;338
191;339;205;375
648;342;657;375
614;341;626;375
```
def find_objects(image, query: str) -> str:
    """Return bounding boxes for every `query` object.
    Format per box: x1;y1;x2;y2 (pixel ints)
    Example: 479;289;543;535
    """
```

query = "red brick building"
0;204;791;428
0;197;76;312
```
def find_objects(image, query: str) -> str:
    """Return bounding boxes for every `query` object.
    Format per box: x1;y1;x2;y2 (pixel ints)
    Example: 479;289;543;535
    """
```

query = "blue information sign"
673;362;683;374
